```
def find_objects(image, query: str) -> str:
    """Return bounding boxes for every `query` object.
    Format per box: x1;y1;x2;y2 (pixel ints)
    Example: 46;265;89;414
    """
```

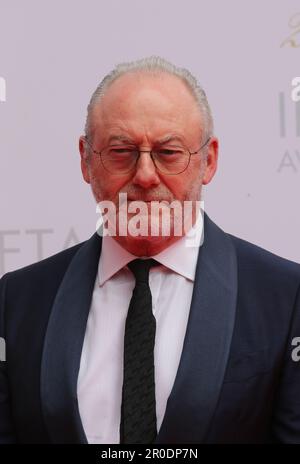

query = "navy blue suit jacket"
1;213;300;444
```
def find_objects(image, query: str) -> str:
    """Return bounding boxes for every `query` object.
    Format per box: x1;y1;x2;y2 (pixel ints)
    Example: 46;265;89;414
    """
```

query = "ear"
202;136;219;185
79;136;91;184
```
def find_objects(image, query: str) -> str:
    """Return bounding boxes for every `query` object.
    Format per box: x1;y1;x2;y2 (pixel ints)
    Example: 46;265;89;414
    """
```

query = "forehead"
91;72;203;143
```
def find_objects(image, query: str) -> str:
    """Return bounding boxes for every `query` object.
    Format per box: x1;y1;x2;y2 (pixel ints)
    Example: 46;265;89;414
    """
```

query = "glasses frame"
84;135;211;175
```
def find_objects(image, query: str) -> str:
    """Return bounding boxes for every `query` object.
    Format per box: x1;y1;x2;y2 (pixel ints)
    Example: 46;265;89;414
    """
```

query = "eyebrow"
107;134;186;145
107;135;135;144
156;135;186;145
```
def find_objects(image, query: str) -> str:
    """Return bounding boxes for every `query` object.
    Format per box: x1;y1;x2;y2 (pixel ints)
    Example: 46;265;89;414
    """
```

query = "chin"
112;234;165;256
121;234;178;256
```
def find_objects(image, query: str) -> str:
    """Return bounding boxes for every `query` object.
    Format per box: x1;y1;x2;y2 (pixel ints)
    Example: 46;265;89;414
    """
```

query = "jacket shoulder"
1;240;87;285
228;233;300;285
0;240;89;338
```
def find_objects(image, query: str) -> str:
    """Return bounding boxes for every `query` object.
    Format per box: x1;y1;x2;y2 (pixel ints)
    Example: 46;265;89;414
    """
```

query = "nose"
131;150;161;189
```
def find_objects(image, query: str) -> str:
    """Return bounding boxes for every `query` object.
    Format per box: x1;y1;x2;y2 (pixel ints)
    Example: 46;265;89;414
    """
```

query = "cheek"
89;166;131;201
161;169;201;201
189;155;203;175
162;177;186;200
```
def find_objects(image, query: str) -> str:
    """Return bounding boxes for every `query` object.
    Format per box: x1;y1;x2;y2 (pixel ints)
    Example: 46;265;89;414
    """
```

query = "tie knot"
127;258;159;283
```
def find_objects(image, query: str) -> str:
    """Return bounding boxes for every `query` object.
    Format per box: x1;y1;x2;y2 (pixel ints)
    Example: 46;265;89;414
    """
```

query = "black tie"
120;258;159;444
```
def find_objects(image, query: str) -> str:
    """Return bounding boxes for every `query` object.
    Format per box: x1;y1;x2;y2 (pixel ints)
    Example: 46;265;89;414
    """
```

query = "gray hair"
84;55;214;146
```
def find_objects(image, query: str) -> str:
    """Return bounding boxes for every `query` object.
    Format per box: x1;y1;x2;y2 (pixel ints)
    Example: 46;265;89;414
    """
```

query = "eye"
157;148;184;156
108;147;136;156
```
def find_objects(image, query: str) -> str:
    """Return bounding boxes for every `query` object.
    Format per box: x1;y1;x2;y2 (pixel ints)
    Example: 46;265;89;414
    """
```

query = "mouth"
127;198;169;203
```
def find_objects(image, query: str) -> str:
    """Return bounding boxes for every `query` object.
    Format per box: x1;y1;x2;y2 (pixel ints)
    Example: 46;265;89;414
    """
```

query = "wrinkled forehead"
89;72;203;143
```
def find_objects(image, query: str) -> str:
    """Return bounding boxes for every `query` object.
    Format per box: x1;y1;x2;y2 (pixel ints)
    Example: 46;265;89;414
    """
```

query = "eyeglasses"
84;136;211;175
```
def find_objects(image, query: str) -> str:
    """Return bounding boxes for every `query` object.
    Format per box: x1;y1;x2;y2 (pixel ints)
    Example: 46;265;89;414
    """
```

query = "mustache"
118;189;174;203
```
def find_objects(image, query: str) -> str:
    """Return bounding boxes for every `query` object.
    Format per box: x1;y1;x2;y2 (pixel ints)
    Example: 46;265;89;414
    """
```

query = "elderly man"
0;56;300;444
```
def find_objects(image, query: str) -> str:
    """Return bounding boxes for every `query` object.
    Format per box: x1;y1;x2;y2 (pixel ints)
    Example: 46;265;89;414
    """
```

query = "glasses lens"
100;145;190;175
101;146;138;173
153;147;190;174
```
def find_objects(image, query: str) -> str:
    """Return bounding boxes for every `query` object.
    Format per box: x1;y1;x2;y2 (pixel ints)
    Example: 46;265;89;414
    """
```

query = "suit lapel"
40;232;102;444
154;212;238;443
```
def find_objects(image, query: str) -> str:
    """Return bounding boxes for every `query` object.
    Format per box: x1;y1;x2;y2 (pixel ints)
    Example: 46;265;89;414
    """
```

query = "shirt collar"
98;211;204;286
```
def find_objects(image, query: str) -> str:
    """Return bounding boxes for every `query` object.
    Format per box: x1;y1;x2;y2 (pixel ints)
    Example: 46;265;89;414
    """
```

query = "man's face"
79;72;218;256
